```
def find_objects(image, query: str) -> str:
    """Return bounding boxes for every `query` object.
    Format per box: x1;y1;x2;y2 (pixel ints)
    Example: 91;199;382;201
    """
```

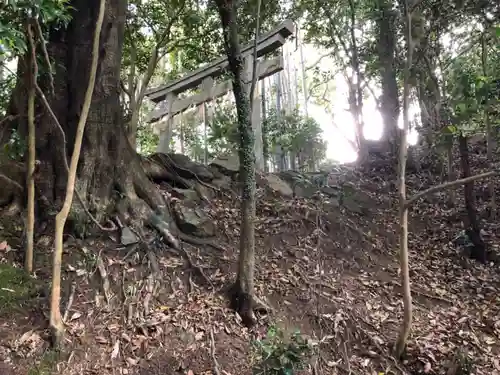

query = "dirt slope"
0;158;499;375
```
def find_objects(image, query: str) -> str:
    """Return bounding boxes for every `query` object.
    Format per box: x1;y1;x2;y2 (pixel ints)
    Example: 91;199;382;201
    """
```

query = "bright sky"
282;38;420;164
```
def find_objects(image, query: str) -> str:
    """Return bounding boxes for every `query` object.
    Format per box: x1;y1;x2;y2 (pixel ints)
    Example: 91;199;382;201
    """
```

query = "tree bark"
215;0;257;327
25;21;37;274
481;34;496;218
376;0;400;152
261;79;269;172
6;0;179;241
394;0;412;357
458;135;487;263
348;0;365;160
274;73;284;172
51;0;106;347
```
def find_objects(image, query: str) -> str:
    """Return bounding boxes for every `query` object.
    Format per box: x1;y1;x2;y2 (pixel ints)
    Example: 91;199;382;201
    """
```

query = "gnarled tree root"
147;213;212;287
228;283;273;327
116;188;213;287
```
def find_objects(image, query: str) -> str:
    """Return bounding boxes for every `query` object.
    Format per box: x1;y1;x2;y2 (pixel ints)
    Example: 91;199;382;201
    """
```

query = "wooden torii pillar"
145;20;295;170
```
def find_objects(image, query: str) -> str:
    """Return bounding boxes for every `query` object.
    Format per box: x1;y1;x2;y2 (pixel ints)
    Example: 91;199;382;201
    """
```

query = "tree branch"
34;18;54;95
156;0;187;47
0;173;23;191
405;171;499;209
306;52;333;71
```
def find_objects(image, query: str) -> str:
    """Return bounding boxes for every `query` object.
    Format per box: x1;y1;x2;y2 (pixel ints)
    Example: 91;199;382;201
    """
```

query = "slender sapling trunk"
50;0;106;347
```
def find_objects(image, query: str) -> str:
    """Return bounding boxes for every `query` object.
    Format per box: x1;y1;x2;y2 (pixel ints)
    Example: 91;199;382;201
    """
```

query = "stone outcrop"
136;152;372;240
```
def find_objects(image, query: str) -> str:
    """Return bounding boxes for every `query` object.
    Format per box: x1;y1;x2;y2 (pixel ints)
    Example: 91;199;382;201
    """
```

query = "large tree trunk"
458;135;487;263
348;0;366;161
376;0;399;153
216;0;257;327
6;0;176;237
261;79;269;172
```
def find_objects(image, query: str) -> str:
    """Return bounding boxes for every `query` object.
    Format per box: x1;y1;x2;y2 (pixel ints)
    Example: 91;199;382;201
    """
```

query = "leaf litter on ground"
0;160;499;375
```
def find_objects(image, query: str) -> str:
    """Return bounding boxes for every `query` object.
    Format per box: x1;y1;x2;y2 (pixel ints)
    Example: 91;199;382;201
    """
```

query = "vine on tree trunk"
214;0;263;327
50;0;106;348
25;19;37;274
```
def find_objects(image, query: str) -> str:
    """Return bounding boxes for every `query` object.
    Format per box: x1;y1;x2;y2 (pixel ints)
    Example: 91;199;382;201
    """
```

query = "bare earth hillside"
0;154;499;375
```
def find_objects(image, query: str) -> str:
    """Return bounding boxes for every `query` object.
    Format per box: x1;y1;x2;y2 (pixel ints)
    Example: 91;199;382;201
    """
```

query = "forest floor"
0;160;499;375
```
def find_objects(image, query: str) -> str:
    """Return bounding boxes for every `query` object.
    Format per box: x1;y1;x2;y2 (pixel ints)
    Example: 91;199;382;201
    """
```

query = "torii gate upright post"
243;56;264;169
145;20;295;171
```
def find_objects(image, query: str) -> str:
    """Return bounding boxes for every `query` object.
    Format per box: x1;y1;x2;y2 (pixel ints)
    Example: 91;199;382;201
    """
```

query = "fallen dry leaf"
111;340;120;359
0;241;11;252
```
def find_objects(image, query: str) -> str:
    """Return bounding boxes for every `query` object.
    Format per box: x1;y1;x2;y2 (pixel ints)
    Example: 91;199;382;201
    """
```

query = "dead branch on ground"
96;255;112;304
62;282;76;323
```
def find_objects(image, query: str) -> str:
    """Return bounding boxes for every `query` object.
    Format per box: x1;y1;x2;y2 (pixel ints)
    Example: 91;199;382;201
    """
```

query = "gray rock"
341;197;364;214
320;186;341;197
212;175;232;189
259;174;293;197
194;182;214;201
342;182;372;205
293;183;317;198
210;154;239;174
173;204;215;238
172;188;199;202
168;153;215;181
278;170;317;198
336;183;372;215
121;227;138;245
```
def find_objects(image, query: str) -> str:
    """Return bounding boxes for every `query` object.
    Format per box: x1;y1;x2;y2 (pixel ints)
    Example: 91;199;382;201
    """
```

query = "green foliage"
0;263;39;312
0;0;72;142
137;123;159;155
251;325;313;375
265;108;327;167
123;0;219;80
27;350;59;375
208;99;238;155
0;67;16;116
442;30;500;138
0;0;71;56
3;128;26;159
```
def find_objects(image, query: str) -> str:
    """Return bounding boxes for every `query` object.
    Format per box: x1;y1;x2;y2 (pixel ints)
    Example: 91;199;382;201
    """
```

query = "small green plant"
251;325;313;375
453;350;474;375
0;264;40;312
27;349;59;375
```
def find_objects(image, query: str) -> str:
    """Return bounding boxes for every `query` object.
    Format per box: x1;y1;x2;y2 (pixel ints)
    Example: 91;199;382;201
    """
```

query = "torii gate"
145;20;295;170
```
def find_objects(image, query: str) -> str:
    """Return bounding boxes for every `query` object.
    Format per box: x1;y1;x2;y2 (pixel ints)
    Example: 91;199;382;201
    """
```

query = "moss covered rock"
0;264;41;312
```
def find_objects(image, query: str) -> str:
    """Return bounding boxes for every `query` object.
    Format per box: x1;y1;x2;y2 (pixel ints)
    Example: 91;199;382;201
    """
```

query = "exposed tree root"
1;200;22;216
228;282;256;327
0;161;25;215
178;232;227;252
147;212;212;287
227;282;272;327
143;153;221;198
116;185;215;287
209;328;222;375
